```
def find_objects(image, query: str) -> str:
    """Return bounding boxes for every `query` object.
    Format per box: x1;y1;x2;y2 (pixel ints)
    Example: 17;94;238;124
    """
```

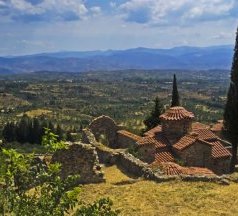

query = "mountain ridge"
0;45;233;73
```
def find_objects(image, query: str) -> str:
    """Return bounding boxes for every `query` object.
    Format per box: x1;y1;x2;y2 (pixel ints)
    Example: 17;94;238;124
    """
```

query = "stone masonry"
51;143;105;184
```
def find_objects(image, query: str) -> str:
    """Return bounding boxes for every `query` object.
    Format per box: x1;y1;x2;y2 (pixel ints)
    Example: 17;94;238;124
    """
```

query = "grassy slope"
80;166;238;216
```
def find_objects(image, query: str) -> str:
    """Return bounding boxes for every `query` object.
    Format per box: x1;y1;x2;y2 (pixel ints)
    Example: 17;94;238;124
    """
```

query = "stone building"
137;106;232;175
87;107;231;175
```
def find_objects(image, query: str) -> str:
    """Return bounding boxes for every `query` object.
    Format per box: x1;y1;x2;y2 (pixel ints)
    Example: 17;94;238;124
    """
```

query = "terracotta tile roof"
173;135;215;151
144;125;162;137
211;121;223;132
193;129;218;140
160;106;194;121
173;135;197;151
137;135;168;149
182;167;215;175
117;130;141;141
211;141;231;159
192;122;210;130
159;162;183;175
159;162;214;176
154;151;175;163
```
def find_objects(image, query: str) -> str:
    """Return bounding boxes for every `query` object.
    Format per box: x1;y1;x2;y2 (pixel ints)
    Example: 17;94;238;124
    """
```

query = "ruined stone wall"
51;143;105;184
89;115;119;148
174;141;212;167
116;152;151;177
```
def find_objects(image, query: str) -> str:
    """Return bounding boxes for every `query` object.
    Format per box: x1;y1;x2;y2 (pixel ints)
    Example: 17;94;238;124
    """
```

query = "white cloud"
90;6;101;16
110;2;116;8
2;0;89;21
0;0;6;6
119;0;236;25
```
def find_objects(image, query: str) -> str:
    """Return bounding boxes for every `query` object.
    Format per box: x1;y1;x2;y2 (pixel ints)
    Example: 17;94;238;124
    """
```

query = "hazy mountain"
0;45;233;73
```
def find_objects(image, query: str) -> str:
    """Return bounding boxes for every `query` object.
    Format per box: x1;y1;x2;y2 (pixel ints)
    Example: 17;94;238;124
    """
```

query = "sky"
0;0;238;55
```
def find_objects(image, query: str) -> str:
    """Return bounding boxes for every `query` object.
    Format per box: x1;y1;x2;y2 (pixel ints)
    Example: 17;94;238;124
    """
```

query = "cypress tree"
32;118;41;144
2;122;16;142
223;27;238;172
16;115;30;143
143;97;164;132
171;74;180;107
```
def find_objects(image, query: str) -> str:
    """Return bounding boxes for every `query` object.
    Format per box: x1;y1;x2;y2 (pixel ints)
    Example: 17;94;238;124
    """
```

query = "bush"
0;130;119;215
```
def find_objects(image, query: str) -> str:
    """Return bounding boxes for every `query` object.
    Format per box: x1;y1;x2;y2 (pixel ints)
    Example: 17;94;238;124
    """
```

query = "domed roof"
160;106;194;121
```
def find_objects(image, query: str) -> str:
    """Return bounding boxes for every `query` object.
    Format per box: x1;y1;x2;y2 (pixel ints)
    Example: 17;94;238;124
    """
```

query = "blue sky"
0;0;238;55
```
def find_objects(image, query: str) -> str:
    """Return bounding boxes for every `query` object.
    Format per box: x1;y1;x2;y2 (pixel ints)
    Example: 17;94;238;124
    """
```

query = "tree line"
2;115;65;144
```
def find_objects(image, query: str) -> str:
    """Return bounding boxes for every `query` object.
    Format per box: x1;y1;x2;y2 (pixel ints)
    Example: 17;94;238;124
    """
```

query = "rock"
218;179;230;186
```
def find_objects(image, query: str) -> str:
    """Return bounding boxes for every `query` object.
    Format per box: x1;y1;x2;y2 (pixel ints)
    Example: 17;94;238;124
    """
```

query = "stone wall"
137;144;156;164
51;143;105;184
162;119;192;140
209;158;231;175
116;152;151;177
89;115;119;148
175;141;212;167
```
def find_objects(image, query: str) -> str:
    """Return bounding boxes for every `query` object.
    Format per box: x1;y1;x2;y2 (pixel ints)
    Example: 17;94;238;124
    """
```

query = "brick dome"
160;106;194;121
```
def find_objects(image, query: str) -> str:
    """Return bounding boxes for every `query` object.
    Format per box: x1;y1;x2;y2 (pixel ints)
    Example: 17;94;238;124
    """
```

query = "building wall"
162;119;192;139
174;141;212;167
208;158;231;175
138;145;155;164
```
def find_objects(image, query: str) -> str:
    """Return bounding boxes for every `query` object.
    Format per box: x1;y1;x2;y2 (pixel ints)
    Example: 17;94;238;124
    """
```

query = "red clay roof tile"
192;122;210;130
154;151;175;163
117;130;141;141
173;135;197;151
144;125;162;137
210;141;231;159
211;121;223;132
182;167;214;175
193;129;218;140
160;106;194;121
137;133;170;149
158;162;214;176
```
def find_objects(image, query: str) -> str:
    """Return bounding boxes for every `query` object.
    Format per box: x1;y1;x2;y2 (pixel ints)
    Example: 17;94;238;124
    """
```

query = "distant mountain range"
0;45;233;73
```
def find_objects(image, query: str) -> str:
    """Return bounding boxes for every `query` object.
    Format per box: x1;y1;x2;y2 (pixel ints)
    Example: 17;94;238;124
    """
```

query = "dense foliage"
2;115;65;144
0;130;118;215
143;97;164;132
223;27;238;171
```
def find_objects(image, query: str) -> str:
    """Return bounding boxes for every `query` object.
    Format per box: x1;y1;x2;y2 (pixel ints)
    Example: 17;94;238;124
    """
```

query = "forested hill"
0;45;233;73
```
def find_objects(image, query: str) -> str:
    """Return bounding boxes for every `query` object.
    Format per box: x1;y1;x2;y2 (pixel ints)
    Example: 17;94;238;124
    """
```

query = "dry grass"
79;166;238;216
25;109;52;118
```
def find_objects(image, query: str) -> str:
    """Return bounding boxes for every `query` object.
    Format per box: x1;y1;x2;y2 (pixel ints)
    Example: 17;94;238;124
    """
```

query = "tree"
223;27;238;172
2;122;16;142
143;97;164;132
15;114;30;143
0;130;118;215
32;118;41;144
42;128;67;153
56;124;65;141
171;74;180;107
